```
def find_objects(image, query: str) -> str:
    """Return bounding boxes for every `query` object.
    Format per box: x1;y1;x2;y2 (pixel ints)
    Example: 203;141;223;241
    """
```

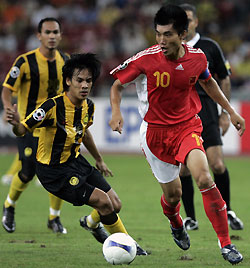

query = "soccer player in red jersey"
109;4;245;265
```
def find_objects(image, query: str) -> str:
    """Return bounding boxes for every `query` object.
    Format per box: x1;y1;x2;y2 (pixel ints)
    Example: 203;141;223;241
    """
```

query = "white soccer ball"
102;233;137;265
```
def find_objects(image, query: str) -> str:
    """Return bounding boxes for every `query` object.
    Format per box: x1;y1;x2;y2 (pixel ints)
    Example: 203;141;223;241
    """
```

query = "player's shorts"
17;132;38;179
140;116;205;183
36;154;111;206
199;96;222;150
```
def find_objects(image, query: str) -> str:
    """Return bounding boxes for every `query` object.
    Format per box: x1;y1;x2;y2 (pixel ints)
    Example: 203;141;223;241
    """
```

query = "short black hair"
154;4;188;35
38;17;61;33
63;53;101;92
179;3;197;18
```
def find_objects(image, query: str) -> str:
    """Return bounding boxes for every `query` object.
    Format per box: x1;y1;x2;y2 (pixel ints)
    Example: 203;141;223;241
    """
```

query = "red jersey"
111;44;211;125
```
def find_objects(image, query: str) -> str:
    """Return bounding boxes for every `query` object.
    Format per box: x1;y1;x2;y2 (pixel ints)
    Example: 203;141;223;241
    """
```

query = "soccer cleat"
47;217;67;234
183;217;199;231
80;216;108;244
221;244;243;265
2;205;16;233
227;211;244;230
171;225;190;250
135;243;149;256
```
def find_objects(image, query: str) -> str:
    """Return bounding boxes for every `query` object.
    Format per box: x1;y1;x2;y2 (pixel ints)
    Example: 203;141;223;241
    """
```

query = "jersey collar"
187;33;200;47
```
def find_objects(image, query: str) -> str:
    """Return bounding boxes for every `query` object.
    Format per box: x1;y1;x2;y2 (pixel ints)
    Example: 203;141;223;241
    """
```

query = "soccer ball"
102;233;137;265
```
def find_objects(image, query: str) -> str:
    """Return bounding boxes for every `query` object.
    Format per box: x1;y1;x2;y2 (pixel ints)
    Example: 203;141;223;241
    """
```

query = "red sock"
160;194;183;229
201;183;231;248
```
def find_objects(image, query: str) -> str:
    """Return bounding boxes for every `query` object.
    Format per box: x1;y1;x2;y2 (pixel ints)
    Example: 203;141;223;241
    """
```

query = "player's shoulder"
133;45;162;59
186;44;204;54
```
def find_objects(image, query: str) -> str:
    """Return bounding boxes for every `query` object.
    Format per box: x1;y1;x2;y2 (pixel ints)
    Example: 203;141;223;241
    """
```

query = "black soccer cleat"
2;205;15;233
227;211;244;230
136;243;149;256
171;225;190;250
221;244;243;265
47;216;67;234
183;217;199;231
80;216;108;244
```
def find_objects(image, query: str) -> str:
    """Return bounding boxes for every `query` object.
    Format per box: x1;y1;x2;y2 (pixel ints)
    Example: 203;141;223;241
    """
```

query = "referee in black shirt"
179;3;243;231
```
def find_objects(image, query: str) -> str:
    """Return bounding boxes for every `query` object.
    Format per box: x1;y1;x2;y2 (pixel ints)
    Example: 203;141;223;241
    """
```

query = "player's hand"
229;110;245;136
109;113;123;134
219;111;230;136
5;104;20;126
96;160;113;177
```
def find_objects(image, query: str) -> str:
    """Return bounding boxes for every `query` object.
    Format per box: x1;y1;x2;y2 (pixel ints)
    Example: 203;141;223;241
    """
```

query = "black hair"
179;3;197;18
38;17;61;33
154;4;188;35
62;53;101;92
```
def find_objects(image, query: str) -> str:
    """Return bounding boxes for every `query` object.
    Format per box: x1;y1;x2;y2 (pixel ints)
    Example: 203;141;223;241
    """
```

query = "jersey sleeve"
86;99;95;129
21;98;56;132
2;55;27;92
110;56;143;85
198;53;212;81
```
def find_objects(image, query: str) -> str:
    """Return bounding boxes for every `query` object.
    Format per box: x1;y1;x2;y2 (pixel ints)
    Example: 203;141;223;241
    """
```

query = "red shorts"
146;115;205;165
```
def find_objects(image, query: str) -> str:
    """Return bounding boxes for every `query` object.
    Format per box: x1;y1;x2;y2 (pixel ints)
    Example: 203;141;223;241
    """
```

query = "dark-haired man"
109;4;244;265
1;17;69;234
5;53;147;256
179;3;243;232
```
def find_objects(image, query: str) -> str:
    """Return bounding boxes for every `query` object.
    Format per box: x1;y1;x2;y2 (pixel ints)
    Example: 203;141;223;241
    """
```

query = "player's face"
185;11;198;41
156;24;186;59
66;68;93;106
38;21;62;51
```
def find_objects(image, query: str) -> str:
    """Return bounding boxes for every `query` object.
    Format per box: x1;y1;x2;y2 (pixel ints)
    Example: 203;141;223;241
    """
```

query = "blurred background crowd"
0;0;249;98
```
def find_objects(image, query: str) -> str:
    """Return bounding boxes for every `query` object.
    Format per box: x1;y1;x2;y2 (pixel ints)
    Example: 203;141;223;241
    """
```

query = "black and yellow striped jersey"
3;48;69;121
21;93;94;165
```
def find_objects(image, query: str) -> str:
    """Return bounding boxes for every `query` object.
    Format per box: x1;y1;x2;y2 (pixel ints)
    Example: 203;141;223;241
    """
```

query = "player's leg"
1;153;21;185
187;149;243;264
47;193;67;234
206;145;243;230
2;135;36;233
179;164;198;230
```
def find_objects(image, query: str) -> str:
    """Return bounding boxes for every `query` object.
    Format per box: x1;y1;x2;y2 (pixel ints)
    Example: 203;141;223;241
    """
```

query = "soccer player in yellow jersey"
5;53;147;255
1;18;69;233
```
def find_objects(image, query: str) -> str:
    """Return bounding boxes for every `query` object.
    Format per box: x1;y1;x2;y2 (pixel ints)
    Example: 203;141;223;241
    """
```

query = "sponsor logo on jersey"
69;176;79;186
33;108;46;121
118;61;128;70
10;66;20;79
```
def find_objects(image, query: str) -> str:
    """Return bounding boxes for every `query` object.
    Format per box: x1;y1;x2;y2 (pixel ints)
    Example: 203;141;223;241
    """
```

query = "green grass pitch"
0;153;249;267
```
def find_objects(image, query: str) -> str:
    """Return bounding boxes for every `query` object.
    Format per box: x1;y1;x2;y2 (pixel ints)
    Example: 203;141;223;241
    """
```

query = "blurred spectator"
0;0;249;98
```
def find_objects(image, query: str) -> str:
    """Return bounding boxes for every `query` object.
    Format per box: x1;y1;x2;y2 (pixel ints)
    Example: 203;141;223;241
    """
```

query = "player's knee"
195;170;212;189
210;161;225;174
18;171;33;183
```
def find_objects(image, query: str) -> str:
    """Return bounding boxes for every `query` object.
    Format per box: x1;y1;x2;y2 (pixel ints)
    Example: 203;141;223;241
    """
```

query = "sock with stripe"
161;194;183;229
201;183;231;248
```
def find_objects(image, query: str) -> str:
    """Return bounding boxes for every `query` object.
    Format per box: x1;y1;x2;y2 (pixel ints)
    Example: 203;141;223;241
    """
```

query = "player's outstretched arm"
109;79;124;134
199;77;245;136
82;129;113;177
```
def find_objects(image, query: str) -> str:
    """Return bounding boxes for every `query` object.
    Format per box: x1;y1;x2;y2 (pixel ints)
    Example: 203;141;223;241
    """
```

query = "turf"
0;153;249;267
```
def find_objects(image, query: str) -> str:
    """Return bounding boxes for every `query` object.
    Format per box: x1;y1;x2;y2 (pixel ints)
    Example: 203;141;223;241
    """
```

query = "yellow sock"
91;209;101;223
7;154;21;176
49;193;63;220
104;215;128;234
5;173;29;208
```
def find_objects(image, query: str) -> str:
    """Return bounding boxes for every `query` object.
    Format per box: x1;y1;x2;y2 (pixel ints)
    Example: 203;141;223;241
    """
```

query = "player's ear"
66;77;71;86
37;32;41;41
180;30;187;41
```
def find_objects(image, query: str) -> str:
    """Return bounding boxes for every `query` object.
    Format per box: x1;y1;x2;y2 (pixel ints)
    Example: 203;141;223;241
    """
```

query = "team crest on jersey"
10;66;20;79
69;176;79;186
33;108;45;121
189;76;197;85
